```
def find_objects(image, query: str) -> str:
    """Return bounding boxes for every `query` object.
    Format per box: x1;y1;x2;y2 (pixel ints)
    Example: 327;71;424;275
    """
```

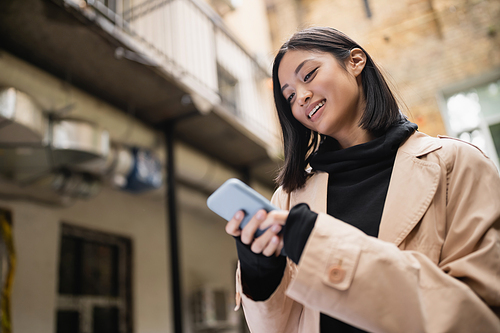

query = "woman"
225;27;500;332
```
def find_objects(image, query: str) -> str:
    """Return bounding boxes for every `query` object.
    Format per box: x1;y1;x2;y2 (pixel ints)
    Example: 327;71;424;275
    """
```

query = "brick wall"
266;0;500;136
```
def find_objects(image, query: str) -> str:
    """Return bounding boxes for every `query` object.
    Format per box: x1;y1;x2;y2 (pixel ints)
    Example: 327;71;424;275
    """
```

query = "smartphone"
207;178;279;238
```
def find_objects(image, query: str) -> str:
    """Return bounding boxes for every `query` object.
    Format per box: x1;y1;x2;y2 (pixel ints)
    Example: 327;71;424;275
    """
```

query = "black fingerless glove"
234;203;317;300
235;237;286;301
283;203;318;265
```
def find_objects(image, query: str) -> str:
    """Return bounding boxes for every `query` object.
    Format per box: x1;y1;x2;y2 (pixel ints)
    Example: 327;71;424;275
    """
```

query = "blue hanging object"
123;148;163;193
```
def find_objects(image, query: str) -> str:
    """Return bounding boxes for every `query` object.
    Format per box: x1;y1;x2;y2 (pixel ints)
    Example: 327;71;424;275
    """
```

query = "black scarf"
310;120;417;237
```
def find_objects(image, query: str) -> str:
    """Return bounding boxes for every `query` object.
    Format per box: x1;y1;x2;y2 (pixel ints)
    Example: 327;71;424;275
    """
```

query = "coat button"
328;265;346;283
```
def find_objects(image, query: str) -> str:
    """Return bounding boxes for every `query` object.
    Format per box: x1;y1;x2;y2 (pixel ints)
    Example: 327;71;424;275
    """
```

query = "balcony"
0;0;281;186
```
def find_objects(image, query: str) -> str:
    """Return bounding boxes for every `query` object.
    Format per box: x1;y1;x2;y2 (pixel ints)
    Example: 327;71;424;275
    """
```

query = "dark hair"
273;27;401;193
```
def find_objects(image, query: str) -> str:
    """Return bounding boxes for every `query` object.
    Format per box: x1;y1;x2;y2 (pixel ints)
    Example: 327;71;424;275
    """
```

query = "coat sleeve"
285;140;500;333
235;187;308;333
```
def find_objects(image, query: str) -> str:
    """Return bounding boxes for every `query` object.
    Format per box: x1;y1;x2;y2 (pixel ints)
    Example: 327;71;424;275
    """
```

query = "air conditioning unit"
0;87;163;204
0;87;48;145
191;287;233;331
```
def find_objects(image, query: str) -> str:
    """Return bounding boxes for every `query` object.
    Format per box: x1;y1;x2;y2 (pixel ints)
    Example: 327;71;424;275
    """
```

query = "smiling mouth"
308;101;325;119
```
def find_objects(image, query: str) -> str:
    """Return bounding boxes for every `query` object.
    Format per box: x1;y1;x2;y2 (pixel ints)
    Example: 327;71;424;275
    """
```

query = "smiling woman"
273;29;401;193
225;27;500;333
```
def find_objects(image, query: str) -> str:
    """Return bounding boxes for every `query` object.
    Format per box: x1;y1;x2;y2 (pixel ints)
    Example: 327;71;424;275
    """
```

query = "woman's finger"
258;210;289;230
262;234;281;257
225;210;244;237
240;209;267;245
250;224;282;254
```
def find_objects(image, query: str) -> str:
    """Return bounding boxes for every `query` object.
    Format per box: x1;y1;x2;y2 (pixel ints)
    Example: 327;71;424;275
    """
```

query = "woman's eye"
304;68;318;82
287;93;295;104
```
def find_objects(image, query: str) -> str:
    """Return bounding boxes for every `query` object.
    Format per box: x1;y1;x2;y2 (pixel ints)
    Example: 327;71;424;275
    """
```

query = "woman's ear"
348;48;366;77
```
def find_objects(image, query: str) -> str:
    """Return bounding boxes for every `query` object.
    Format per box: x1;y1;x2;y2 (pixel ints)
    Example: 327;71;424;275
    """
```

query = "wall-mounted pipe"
165;122;183;333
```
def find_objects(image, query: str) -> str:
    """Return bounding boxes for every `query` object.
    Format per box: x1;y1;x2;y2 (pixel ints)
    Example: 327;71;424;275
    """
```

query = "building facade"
0;0;279;332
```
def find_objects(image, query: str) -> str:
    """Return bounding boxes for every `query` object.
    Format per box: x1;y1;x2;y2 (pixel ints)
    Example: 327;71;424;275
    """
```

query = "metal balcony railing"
72;0;280;149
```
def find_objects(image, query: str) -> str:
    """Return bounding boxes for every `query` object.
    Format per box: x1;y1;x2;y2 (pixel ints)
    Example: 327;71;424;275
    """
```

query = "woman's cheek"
292;108;306;125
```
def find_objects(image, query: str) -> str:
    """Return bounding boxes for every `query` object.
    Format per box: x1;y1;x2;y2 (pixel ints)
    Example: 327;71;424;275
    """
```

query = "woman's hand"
225;209;289;257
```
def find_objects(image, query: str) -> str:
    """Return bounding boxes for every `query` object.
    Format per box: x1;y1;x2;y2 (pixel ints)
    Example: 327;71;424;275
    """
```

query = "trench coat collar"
291;131;443;246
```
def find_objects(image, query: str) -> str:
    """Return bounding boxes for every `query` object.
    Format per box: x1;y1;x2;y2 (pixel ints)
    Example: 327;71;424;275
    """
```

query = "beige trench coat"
234;131;500;333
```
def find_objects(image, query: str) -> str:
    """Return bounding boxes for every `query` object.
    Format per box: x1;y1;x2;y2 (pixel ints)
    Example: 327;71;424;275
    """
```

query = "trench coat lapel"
378;133;442;246
290;172;329;214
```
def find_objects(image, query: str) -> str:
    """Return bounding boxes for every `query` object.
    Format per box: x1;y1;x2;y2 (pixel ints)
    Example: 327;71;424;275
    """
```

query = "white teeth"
308;101;324;118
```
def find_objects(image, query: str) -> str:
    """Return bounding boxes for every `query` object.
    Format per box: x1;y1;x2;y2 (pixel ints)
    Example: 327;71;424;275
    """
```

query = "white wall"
222;0;274;64
177;185;242;332
1;186;172;333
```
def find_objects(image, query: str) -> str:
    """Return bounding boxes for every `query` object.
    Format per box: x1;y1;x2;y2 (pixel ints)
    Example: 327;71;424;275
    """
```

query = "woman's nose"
297;89;312;107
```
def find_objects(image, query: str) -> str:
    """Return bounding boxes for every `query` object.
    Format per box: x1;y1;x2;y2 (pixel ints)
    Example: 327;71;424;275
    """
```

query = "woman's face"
278;49;368;147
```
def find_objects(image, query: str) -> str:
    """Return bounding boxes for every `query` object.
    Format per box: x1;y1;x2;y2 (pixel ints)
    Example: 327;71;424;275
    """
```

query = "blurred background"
0;0;498;332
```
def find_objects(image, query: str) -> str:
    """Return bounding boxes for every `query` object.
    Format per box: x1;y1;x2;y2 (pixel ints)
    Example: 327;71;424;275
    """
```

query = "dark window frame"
56;223;133;333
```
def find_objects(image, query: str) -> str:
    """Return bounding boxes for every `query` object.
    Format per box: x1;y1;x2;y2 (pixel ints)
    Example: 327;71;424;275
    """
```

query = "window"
56;224;132;333
217;64;240;115
441;75;500;169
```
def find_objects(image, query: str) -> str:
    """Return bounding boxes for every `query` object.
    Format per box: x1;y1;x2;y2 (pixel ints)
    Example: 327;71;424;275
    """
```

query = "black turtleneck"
235;120;418;332
309;120;418;237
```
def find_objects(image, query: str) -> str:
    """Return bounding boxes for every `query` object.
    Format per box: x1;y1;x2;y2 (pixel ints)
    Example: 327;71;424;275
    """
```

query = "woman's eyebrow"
281;58;314;93
295;59;313;75
281;83;289;93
